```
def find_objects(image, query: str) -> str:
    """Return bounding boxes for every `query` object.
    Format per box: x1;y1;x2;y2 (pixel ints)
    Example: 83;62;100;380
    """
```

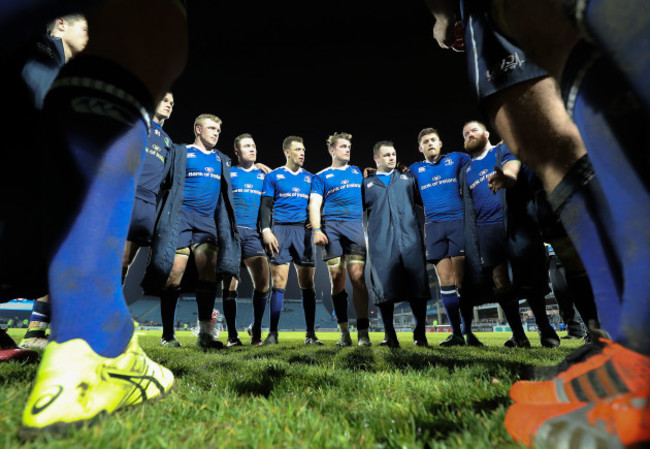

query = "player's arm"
423;0;464;52
488;160;521;193
308;193;328;246
259;196;279;256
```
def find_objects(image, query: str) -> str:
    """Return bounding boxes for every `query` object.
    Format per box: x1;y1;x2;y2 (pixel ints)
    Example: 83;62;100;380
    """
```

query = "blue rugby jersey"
311;165;363;223
465;144;517;225
181;145;222;217
135;121;172;203
409;152;470;223
231;165;265;228
262;166;313;224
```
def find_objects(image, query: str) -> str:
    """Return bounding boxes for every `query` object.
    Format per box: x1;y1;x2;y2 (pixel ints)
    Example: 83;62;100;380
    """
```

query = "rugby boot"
538;326;561;348
504;334;531;348
304;332;324;345
465;332;485;347
20;334;173;438
160;335;182;348
262;331;279;345
440;333;466;347
336;332;353;347
379;337;400;349
357;329;372;347
413;339;429;348
0;329;38;362
510;339;650;404
227;337;243;347
505;388;650;448
196;332;224;350
19;329;49;350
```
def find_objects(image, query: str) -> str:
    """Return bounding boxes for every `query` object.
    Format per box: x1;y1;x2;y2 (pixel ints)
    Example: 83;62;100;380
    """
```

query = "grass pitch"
0;330;581;448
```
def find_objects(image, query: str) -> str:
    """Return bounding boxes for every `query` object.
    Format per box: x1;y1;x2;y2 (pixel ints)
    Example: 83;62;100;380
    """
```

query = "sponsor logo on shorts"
486;51;526;80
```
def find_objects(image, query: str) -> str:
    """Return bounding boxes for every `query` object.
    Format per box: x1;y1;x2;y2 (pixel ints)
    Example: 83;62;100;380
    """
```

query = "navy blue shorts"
476;222;507;267
462;0;548;101
238;226;266;260
127;197;156;245
424;220;465;262
321;220;366;261
271;223;315;267
177;209;217;249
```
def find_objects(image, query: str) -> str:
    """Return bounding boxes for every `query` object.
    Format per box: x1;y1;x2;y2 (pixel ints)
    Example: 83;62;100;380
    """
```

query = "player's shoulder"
315;167;332;176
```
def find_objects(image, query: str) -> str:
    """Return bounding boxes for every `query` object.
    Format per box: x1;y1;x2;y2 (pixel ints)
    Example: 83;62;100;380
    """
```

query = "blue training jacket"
362;170;430;304
141;144;241;294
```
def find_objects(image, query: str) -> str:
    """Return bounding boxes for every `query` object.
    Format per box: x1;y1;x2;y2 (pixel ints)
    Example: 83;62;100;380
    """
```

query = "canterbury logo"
30;385;64;415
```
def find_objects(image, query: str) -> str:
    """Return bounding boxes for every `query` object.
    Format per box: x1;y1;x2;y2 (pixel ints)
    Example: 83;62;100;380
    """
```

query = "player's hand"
488;166;516;193
255;163;272;174
397;162;410;173
313;230;328;246
262;230;280;256
363;167;376;178
433;18;464;52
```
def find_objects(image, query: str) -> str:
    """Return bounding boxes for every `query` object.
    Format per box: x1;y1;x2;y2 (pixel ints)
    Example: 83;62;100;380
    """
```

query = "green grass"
0;330;581;448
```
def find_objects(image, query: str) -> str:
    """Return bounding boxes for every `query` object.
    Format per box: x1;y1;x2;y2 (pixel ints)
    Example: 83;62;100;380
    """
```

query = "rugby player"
309;132;371;347
409;128;470;347
259;136;322;345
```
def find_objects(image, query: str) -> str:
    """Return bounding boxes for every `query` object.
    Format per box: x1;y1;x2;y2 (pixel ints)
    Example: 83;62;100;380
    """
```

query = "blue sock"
440;285;462;335
269;288;285;332
563;43;650;352
29;300;51;325
44;56;155;357
252;289;268;334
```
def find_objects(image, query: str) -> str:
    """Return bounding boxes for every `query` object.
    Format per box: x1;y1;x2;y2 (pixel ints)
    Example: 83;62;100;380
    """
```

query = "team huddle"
120;94;566;352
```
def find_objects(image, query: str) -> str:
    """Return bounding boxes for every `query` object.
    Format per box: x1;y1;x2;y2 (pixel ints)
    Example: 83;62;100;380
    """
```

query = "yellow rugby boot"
20;333;174;437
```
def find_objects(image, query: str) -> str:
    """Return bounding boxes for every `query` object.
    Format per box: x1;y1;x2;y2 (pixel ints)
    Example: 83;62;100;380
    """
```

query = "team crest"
257;174;265;180
304;176;311;183
444;158;454;166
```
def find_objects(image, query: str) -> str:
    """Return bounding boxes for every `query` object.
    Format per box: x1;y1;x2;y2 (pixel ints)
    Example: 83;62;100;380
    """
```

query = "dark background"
165;1;495;169
127;1;498;305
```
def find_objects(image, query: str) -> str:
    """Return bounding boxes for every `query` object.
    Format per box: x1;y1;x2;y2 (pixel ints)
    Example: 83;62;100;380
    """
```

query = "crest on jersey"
215;155;221;161
258;174;265;180
444;158;454;166
304;176;311;183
